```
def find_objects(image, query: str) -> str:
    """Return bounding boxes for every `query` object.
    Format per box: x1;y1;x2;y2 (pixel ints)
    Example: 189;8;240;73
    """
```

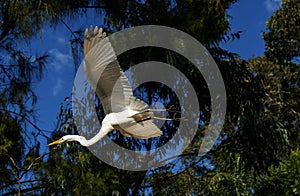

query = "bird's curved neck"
80;125;113;146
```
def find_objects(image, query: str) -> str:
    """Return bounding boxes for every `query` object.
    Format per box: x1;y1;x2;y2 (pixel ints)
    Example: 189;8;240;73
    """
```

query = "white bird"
48;26;163;147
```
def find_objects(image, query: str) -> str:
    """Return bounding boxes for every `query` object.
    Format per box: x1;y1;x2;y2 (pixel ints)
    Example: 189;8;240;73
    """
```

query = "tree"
0;0;89;195
260;150;300;195
263;0;300;64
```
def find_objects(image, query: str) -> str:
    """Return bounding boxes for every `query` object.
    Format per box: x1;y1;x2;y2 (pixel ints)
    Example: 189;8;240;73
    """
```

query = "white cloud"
56;37;67;45
264;0;281;13
48;48;73;72
52;79;63;96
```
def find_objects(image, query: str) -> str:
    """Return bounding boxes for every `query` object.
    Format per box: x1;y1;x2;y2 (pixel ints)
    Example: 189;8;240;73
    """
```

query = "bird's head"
48;135;86;146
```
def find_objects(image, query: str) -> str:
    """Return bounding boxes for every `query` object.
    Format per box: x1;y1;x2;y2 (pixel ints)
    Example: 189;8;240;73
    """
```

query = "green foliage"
0;112;23;191
150;168;199;195
259;150;300;195
103;0;238;45
263;0;300;63
199;154;253;195
0;0;88;195
41;146;122;195
248;57;299;149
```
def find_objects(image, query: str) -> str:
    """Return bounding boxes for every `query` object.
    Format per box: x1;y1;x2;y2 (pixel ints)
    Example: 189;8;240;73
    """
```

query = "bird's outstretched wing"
115;119;163;139
84;26;162;139
84;26;142;114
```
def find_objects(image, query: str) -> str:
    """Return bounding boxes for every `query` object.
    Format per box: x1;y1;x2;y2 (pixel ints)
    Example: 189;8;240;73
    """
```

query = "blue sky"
221;0;281;58
31;0;281;142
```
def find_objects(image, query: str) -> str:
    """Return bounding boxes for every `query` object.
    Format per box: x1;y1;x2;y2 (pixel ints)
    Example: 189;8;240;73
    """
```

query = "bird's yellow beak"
48;138;63;146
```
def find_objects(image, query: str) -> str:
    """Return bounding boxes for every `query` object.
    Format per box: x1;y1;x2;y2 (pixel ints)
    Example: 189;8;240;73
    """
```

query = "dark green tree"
0;0;90;195
263;0;300;64
259;150;300;195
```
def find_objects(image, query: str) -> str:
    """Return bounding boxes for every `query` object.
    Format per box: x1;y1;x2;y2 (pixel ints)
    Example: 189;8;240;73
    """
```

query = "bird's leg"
133;106;184;121
149;108;181;113
135;109;185;121
136;117;151;123
131;110;152;122
149;104;181;113
151;116;186;121
149;106;182;120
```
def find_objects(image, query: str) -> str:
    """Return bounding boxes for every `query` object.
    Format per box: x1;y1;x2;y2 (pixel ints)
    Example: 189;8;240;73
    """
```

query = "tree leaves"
263;0;300;64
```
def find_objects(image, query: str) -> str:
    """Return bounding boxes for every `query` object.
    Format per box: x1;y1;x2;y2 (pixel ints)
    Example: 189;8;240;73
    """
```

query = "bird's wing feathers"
84;26;134;114
129;97;149;112
116;119;163;139
84;26;106;57
84;26;162;139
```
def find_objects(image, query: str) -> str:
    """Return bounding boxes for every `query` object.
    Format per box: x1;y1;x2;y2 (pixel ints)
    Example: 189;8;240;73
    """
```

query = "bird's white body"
105;109;137;125
48;26;162;147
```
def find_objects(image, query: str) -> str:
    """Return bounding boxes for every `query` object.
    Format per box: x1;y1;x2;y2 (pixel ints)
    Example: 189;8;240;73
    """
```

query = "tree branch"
2;185;47;196
0;108;53;136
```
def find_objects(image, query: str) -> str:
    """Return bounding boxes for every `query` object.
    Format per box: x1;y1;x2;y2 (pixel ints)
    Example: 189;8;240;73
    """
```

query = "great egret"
48;26;163;147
